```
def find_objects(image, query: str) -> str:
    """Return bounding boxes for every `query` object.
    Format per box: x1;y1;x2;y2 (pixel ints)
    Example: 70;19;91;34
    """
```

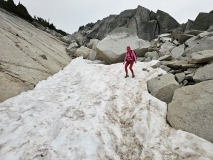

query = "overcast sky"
13;0;213;34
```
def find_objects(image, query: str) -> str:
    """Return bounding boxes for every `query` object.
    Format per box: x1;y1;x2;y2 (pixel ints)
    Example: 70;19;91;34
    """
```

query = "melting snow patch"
0;57;213;159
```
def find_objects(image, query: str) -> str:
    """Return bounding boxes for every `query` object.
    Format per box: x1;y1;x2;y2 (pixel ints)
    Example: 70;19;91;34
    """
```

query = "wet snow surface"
0;57;213;160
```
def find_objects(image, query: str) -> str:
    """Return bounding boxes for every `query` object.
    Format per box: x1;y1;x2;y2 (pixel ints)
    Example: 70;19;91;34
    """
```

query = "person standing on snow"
123;46;137;78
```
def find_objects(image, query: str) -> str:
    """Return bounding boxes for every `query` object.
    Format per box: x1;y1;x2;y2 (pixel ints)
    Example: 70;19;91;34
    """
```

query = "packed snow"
0;57;213;160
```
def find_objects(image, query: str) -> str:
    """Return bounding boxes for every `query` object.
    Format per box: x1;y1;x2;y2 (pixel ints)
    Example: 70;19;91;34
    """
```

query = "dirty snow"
0;57;213;160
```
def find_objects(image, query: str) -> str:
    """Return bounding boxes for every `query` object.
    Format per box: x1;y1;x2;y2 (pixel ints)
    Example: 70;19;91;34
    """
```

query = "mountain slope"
0;8;70;102
0;58;212;159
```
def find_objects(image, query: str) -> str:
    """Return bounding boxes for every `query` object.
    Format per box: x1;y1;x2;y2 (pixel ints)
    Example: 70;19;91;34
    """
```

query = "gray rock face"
190;50;213;64
191;12;213;31
138;20;159;41
167;80;213;143
147;74;180;103
193;63;213;82
133;6;159;40
108;9;137;33
80;5;179;42
0;9;70;102
88;15;117;40
156;10;179;34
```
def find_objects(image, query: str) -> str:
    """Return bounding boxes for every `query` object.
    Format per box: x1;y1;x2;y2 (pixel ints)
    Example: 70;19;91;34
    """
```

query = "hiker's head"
126;46;131;51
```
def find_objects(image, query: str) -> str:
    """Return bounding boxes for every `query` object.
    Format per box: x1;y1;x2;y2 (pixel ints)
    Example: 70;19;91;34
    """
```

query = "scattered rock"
159;41;175;56
175;72;185;83
171;45;185;59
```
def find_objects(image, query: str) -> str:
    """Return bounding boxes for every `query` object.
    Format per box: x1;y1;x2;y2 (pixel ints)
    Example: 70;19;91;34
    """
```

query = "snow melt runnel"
0;57;213;160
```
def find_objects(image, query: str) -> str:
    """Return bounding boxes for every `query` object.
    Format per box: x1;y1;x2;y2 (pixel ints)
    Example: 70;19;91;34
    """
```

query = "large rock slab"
0;9;70;102
193;63;213;82
147;74;180;103
96;27;150;64
167;80;213;143
184;34;213;57
190;50;213;63
167;60;201;70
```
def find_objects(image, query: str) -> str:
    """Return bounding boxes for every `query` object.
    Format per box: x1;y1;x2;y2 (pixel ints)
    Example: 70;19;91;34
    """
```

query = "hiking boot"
125;75;129;78
132;74;135;78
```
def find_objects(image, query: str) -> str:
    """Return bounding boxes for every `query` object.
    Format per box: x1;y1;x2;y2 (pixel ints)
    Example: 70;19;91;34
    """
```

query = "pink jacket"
124;50;136;62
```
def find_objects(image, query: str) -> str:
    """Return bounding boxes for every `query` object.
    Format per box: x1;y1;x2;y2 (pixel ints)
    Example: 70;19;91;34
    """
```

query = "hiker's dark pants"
125;60;134;75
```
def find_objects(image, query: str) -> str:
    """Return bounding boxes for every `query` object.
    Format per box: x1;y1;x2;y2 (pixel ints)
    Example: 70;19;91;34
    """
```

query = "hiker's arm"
123;53;127;63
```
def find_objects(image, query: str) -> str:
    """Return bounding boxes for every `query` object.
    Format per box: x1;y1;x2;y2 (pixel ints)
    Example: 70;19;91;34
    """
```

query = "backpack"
129;50;137;61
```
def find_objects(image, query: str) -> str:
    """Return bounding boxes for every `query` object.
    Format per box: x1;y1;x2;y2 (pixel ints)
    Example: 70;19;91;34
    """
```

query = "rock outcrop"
64;5;180;49
0;8;70;102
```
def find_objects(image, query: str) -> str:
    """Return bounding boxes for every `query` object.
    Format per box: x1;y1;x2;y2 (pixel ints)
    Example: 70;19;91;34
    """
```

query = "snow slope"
0;57;213;160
